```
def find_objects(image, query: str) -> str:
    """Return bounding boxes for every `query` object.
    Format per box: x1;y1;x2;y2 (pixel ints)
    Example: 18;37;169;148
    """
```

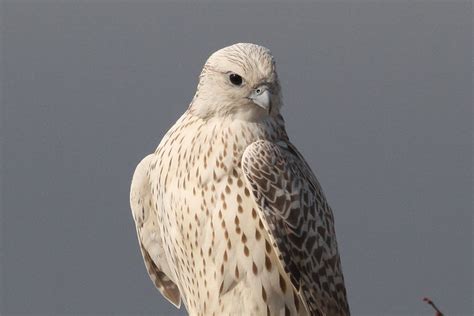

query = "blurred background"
1;0;472;315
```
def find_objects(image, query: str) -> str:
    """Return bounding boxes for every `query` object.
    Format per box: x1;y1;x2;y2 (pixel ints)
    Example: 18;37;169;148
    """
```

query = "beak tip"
249;87;271;112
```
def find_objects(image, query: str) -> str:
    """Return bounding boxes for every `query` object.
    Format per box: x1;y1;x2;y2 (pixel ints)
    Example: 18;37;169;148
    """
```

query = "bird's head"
190;43;283;121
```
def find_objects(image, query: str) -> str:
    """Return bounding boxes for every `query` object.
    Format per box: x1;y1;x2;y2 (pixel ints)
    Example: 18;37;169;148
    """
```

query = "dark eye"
229;73;243;86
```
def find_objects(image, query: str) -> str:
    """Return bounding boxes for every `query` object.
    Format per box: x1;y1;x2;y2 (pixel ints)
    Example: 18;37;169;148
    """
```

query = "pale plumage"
130;43;349;316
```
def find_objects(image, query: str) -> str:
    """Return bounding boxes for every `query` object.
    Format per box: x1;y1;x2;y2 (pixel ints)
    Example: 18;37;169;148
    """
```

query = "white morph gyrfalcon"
130;43;350;316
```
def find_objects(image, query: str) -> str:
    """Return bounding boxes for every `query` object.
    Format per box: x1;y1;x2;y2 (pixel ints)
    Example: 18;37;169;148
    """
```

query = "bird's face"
190;43;282;120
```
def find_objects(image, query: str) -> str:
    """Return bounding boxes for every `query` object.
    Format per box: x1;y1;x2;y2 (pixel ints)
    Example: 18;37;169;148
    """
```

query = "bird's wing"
242;140;350;316
130;155;181;307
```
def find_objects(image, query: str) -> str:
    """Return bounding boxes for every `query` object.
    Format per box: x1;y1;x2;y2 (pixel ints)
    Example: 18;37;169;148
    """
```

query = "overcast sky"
1;1;472;315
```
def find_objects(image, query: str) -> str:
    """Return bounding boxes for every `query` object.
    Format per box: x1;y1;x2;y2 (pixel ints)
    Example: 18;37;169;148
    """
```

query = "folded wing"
130;155;181;307
242;140;350;316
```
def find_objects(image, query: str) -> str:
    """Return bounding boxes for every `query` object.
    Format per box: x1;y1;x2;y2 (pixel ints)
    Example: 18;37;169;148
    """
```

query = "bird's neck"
192;111;288;151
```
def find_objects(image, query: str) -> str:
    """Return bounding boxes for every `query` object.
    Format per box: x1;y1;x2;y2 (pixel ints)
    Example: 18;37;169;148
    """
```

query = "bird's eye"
229;73;243;86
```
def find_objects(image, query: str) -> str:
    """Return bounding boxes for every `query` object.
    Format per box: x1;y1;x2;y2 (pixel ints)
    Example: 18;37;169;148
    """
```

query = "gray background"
1;0;472;315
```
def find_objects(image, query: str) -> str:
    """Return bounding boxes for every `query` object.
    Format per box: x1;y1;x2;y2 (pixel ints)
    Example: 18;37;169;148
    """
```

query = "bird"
130;43;350;316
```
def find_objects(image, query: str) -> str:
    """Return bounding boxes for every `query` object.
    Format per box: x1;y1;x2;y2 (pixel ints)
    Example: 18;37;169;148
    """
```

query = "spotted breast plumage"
130;43;350;316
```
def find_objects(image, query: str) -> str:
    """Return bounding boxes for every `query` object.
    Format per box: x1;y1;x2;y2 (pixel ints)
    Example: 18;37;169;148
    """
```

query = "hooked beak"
248;85;271;112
